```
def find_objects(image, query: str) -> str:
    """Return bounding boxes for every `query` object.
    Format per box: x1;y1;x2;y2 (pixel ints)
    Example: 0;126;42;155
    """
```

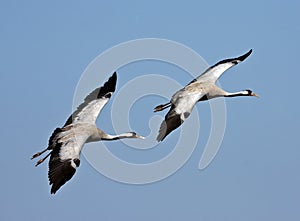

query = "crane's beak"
251;92;260;98
136;135;145;139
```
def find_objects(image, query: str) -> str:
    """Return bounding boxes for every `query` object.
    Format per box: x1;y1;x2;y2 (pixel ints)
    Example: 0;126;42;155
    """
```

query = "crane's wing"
157;91;203;141
195;49;252;83
64;72;117;126
47;126;89;194
157;104;184;142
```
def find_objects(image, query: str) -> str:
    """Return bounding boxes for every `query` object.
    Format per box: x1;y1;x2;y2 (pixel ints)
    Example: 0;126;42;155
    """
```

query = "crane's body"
154;49;259;141
32;72;144;194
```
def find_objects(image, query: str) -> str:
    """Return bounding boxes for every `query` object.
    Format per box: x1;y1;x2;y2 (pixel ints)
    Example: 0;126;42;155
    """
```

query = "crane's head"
128;132;145;139
243;89;260;98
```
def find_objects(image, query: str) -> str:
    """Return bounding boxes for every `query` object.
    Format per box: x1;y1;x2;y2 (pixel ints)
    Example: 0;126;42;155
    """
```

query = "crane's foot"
31;152;41;159
35;158;45;167
154;102;171;112
154;105;164;112
34;152;51;167
31;148;48;160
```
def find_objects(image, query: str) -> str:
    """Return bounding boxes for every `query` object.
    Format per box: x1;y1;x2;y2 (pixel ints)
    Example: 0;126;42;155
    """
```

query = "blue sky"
1;0;300;220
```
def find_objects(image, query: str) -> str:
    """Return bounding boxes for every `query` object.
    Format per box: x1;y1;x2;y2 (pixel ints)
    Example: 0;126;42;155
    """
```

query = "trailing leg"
154;102;171;112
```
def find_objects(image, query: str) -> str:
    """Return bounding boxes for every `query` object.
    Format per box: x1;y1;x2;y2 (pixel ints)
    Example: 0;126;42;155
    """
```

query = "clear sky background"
1;1;300;220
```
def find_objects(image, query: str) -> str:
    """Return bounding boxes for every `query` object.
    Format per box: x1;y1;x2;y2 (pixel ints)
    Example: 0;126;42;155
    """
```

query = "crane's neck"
86;128;141;142
101;132;138;141
224;90;250;97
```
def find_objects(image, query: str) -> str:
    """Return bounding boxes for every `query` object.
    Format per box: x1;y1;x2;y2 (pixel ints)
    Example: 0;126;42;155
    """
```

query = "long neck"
86;129;140;142
224;90;249;97
101;132;135;141
87;131;134;142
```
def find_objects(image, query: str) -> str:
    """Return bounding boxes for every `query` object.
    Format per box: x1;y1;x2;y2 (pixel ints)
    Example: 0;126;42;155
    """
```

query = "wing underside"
157;106;183;141
48;148;77;194
196;49;252;83
47;124;89;194
64;72;117;126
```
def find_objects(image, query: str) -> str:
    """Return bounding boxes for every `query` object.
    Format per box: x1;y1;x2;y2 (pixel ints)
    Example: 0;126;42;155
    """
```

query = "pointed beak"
251;92;260;98
136;135;145;139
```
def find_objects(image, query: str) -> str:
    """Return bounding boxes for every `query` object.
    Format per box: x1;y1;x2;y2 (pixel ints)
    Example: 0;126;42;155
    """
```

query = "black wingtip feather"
49;162;76;194
157;106;183;142
214;49;253;66
237;49;252;62
64;72;118;126
157;115;182;142
48;128;62;149
48;148;78;194
97;72;117;98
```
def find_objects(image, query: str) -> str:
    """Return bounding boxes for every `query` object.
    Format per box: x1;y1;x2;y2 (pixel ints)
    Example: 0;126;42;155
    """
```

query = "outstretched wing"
48;126;89;194
157;105;184;141
196;49;252;83
64;72;117;126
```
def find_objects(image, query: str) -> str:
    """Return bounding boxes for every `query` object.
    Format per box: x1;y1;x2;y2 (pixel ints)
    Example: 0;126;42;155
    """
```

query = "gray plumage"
154;49;259;141
32;72;144;194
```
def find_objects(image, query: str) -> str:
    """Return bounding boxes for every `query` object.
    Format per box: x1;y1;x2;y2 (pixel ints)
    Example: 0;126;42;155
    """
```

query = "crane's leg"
31;148;48;159
35;152;51;167
154;102;171;112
